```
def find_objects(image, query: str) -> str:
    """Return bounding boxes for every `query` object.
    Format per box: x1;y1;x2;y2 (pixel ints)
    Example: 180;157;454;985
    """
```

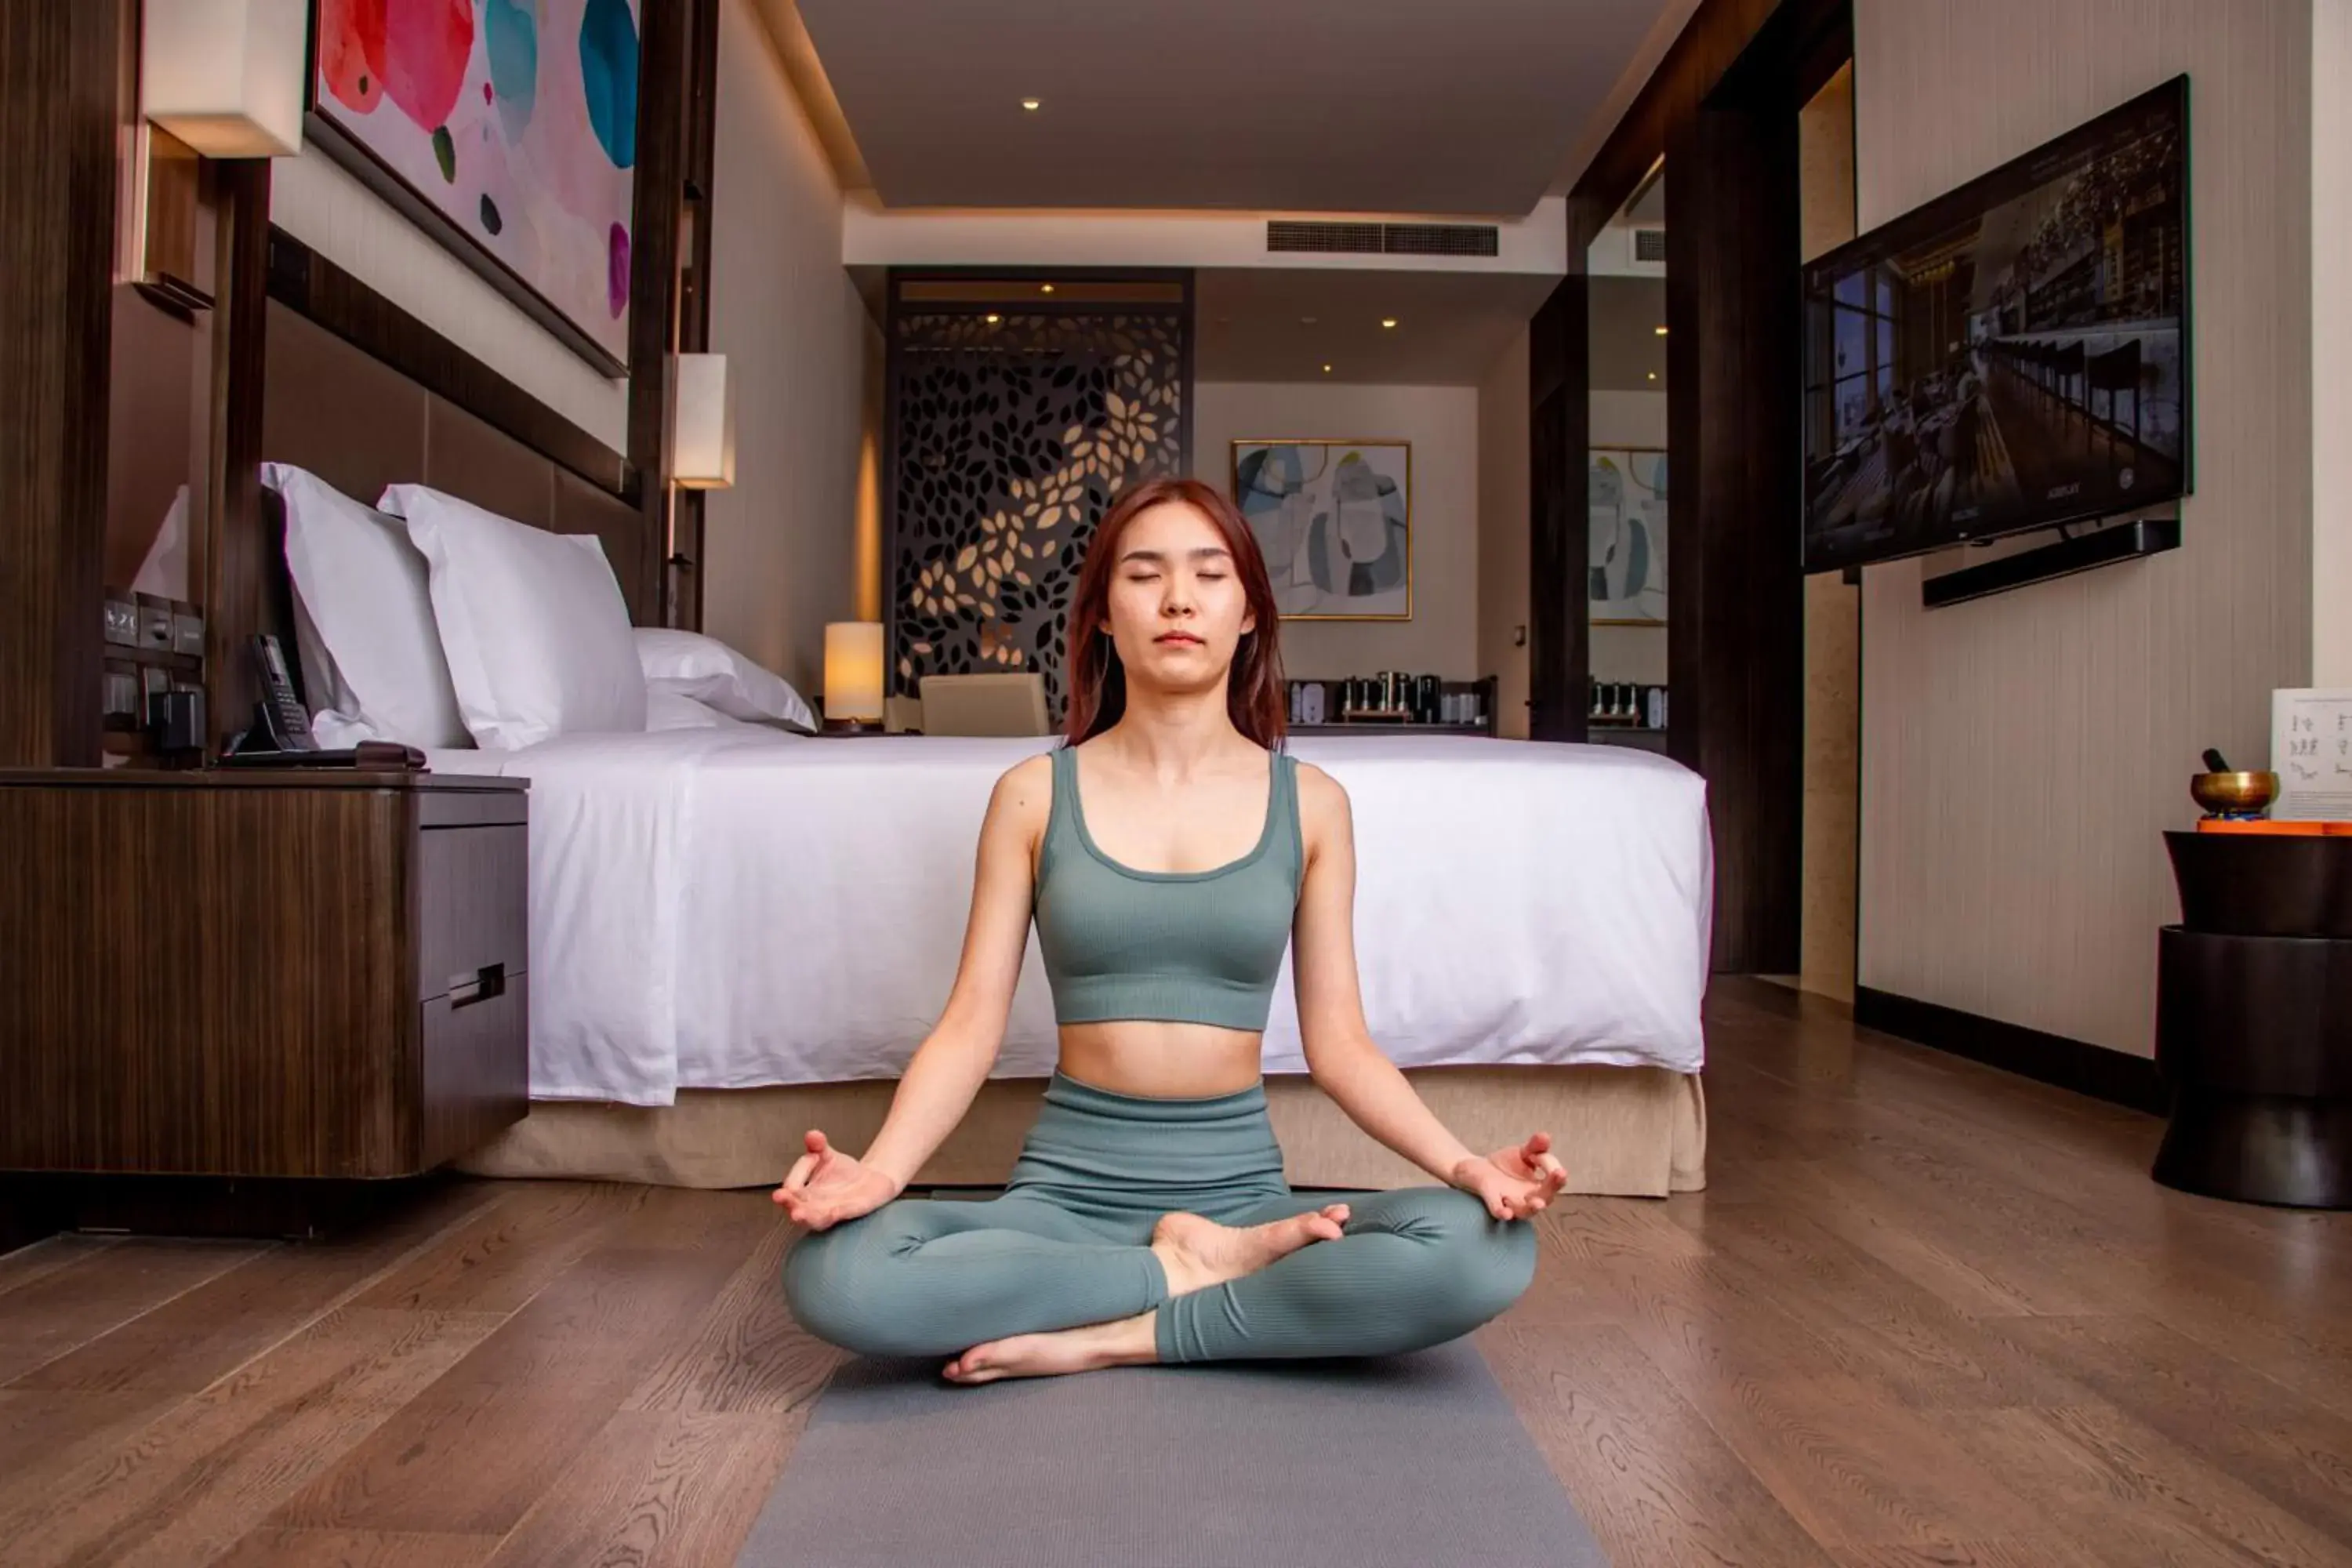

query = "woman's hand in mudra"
771;1131;902;1230
1449;1133;1569;1221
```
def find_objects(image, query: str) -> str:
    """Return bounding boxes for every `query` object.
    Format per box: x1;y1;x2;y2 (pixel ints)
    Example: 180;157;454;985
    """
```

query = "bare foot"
1149;1204;1350;1297
944;1312;1157;1385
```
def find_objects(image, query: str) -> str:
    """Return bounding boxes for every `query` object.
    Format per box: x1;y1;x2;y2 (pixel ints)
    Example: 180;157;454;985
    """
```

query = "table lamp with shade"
822;622;885;733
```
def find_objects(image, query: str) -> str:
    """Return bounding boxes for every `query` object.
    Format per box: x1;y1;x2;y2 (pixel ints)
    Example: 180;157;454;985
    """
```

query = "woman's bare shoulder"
1290;757;1352;846
1291;757;1348;808
989;752;1056;828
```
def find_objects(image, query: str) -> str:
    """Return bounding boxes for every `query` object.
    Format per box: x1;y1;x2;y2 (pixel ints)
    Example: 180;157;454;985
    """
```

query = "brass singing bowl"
2190;770;2278;815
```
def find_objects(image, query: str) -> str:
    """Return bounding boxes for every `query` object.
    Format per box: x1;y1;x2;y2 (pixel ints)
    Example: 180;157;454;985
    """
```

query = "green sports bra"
1033;745;1303;1032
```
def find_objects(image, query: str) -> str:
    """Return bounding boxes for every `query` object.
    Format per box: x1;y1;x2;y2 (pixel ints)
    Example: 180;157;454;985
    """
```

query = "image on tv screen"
1802;78;2187;572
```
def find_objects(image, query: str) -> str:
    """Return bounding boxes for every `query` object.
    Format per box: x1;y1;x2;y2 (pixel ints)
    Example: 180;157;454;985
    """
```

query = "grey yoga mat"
735;1338;1610;1568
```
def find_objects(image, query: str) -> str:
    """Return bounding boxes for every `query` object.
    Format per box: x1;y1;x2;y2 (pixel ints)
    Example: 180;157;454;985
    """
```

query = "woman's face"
1101;500;1255;695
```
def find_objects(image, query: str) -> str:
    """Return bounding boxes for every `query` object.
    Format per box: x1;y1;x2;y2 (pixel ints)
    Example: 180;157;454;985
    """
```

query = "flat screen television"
1801;75;2190;574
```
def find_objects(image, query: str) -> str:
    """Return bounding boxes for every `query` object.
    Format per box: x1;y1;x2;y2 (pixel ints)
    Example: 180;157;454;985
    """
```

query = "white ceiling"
795;0;1682;213
1196;268;1559;386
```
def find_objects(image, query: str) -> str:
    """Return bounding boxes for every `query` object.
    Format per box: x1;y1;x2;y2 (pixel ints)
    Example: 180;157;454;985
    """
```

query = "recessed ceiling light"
1646;371;1657;380
1301;316;1317;325
1040;283;1054;294
1021;98;1040;111
1381;318;1398;329
1654;325;1668;336
1322;363;1333;374
985;312;1001;323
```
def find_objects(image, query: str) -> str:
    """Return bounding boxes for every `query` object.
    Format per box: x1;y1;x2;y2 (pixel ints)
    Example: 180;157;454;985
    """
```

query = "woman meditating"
777;476;1565;1385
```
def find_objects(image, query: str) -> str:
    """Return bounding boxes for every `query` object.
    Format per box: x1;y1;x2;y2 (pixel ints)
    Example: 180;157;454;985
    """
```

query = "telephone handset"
252;633;317;752
217;633;426;770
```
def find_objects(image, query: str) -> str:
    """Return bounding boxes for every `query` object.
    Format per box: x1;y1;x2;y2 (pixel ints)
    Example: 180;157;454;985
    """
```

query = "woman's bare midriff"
1054;1019;1264;1099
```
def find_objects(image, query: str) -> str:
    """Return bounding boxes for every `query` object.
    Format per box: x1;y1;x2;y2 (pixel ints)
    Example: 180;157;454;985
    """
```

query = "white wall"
1590;390;1668;684
701;0;872;696
1477;329;1530;737
1855;0;2314;1056
270;149;630;452
2317;0;2352;688
1192;382;1480;681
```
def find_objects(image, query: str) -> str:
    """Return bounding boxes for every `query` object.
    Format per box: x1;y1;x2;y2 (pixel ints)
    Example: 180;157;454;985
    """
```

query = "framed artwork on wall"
1588;446;1667;626
305;0;641;378
1232;439;1412;620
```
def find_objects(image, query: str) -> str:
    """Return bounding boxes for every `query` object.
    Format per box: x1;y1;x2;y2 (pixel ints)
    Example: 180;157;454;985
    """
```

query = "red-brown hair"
1062;477;1287;747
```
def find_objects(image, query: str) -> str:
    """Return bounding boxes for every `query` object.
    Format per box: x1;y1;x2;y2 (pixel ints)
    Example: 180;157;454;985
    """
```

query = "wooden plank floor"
2;978;2347;1566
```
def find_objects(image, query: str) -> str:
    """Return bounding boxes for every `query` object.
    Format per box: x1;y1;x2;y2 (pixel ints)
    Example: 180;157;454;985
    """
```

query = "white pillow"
260;463;470;748
376;484;647;750
644;688;751;731
634;629;816;729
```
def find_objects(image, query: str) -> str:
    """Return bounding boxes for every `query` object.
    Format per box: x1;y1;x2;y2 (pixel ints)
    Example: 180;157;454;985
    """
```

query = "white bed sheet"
430;731;1712;1105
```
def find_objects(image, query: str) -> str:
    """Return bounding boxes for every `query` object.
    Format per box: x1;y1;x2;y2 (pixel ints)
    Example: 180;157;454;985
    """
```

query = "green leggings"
782;1072;1536;1363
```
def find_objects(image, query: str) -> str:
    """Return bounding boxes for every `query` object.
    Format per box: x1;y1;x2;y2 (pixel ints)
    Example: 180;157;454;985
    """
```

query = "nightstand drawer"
418;822;529;1001
418;975;529;1174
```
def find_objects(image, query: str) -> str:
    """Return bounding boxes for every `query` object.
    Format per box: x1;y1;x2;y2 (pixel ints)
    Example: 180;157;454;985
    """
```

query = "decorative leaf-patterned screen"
887;285;1192;719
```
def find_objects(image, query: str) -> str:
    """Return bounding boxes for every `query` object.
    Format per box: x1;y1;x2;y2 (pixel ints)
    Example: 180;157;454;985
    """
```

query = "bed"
250;232;1711;1199
420;723;1711;1195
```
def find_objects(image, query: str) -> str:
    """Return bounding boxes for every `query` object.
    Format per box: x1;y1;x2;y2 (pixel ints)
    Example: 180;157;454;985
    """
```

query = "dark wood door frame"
629;0;720;632
1534;0;1850;971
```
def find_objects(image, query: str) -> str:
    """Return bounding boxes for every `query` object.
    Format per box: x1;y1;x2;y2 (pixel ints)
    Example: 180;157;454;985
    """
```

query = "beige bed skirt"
458;1065;1706;1197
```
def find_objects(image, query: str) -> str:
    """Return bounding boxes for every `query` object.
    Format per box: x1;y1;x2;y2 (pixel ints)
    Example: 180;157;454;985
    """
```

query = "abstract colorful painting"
1588;447;1667;625
1232;440;1412;620
310;0;639;375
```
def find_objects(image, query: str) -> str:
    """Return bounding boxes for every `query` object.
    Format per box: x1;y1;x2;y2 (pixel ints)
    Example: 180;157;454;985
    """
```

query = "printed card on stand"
2273;688;2352;820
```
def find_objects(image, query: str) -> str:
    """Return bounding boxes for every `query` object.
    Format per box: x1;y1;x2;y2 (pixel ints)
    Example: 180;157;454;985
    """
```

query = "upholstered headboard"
254;228;656;646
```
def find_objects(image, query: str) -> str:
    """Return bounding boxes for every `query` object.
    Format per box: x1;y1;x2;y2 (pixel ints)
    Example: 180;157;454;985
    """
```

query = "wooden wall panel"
1666;91;1806;975
1552;0;1838;970
1854;0;2314;1056
1528;277;1589;742
628;0;721;629
0;0;122;766
208;162;273;751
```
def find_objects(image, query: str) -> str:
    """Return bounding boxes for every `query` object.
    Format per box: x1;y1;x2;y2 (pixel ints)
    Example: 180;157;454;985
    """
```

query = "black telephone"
218;633;425;770
251;633;317;752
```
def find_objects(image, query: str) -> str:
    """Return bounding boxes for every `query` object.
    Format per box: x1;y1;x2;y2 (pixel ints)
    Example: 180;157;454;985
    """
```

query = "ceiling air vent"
1633;227;1668;263
1265;222;1501;257
1268;221;1384;254
1381;223;1499;257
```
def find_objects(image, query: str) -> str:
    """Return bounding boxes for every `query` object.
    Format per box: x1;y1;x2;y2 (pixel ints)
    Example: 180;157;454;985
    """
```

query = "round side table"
2154;831;2352;1208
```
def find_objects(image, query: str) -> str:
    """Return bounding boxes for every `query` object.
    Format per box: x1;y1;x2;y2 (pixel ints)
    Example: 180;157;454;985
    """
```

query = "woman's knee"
780;1212;916;1355
1380;1188;1538;1323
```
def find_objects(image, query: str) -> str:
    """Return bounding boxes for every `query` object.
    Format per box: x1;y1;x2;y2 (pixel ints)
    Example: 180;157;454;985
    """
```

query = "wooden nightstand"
0;768;529;1229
